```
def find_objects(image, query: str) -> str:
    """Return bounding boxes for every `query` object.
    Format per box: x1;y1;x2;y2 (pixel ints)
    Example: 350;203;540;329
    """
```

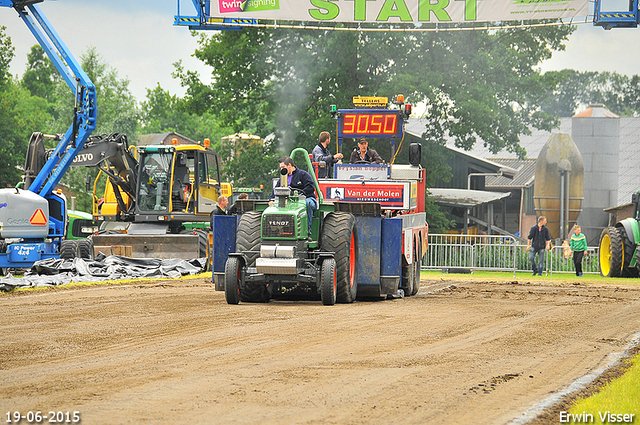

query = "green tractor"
599;192;640;277
225;148;358;305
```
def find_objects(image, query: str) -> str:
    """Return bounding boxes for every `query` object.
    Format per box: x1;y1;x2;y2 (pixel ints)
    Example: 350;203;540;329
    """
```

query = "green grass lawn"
566;352;640;424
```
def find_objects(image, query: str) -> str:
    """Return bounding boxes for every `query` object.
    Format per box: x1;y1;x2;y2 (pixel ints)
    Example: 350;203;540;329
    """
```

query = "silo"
571;104;620;246
534;133;584;241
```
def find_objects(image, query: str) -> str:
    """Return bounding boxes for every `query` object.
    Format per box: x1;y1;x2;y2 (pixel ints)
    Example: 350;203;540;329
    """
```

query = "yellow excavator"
71;132;232;262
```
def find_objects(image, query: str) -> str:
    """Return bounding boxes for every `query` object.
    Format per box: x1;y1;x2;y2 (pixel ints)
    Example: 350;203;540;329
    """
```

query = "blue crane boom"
0;0;97;272
594;0;640;28
174;0;256;30
0;0;97;196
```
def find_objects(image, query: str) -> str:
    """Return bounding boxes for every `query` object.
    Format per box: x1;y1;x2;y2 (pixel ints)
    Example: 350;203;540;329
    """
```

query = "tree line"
2;24;639;231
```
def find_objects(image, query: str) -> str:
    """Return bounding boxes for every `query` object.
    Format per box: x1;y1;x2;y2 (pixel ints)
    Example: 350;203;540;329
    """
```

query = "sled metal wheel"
412;239;421;296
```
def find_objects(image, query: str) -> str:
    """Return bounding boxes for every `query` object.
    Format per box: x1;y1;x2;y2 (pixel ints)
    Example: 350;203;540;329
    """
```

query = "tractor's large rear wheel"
619;227;639;277
599;227;624;277
236;211;270;303
321;212;357;303
236;211;262;267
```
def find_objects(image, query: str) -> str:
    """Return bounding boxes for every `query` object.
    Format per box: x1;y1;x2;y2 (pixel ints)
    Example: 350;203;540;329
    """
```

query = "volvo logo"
73;153;94;163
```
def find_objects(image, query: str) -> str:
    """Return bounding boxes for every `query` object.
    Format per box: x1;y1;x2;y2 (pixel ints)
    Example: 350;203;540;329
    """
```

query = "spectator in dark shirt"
312;131;343;178
212;195;228;215
526;216;551;276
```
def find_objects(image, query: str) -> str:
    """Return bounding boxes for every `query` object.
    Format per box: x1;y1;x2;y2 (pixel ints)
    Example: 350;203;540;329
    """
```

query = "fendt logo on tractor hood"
269;220;290;226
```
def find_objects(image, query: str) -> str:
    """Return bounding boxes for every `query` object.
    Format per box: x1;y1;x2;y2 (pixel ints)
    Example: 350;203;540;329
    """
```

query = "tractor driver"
269;156;317;239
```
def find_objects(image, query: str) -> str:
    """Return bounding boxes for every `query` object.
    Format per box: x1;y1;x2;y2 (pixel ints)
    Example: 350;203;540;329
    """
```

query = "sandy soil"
1;275;640;425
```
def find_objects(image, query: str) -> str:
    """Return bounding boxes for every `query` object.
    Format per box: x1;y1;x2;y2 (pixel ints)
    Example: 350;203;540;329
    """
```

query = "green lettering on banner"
377;0;413;21
345;0;377;21
309;0;340;20
455;0;477;20
418;0;452;21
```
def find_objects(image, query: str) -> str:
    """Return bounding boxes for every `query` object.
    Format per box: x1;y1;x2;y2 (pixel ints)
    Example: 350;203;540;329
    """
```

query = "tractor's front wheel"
225;256;243;305
320;258;337;306
76;238;94;260
599;227;624;277
60;240;78;260
0;241;7;276
321;212;357;303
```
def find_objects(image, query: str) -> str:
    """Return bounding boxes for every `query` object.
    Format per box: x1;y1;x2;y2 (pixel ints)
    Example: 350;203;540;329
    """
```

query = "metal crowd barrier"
423;234;599;277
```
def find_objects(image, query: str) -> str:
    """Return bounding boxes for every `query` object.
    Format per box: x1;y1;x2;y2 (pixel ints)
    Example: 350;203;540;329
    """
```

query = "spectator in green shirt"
570;225;587;276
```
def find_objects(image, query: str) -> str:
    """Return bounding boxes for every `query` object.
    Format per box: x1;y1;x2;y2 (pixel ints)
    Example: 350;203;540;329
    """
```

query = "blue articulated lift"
0;0;96;271
174;0;257;30
594;0;640;28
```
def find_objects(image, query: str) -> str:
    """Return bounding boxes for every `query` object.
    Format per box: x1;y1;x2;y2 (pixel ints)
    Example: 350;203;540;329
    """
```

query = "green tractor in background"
599;192;640;277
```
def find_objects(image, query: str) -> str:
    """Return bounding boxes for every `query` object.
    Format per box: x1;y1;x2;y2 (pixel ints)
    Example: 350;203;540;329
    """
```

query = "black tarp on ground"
0;255;207;292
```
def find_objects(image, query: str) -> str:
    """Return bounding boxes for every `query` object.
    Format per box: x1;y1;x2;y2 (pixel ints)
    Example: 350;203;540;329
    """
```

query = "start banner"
213;0;590;24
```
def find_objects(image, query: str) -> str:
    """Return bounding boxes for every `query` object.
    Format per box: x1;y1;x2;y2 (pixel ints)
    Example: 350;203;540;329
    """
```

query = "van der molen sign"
214;0;589;24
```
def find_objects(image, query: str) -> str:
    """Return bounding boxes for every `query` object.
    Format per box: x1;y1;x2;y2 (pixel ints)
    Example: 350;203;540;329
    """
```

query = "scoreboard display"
337;110;403;139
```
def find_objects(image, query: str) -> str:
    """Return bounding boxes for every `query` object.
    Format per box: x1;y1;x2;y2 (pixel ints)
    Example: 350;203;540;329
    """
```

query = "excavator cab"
133;144;230;221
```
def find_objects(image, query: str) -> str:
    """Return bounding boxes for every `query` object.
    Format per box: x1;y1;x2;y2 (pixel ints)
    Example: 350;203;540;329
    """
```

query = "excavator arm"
71;133;139;200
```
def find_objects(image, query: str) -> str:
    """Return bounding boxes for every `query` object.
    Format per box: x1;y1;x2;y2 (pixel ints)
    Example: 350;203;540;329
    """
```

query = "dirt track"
2;275;640;425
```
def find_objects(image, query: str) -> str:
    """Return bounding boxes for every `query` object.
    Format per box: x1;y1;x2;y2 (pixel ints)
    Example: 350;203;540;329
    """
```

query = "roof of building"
574;104;620;118
428;188;510;207
407;114;640;206
485;158;536;189
405;118;574;161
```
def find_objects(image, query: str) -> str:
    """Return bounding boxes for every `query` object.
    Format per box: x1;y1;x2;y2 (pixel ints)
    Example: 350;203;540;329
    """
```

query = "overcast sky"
1;0;639;103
